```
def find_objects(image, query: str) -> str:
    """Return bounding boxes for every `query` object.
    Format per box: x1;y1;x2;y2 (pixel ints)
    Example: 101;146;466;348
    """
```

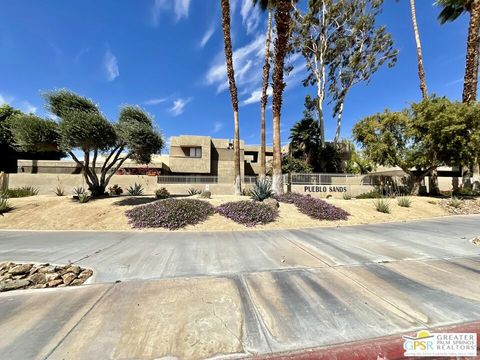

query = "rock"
78;269;93;279
30;272;46;285
62;273;77;285
8;264;33;275
0;273;12;282
70;279;85;286
0;279;30;292
38;265;56;274
263;198;279;208
57;266;71;276
47;279;63;287
66;265;81;275
0;262;9;272
45;273;60;282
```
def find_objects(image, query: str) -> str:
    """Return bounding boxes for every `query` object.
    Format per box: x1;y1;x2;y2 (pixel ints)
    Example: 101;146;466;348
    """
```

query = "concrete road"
0;215;479;359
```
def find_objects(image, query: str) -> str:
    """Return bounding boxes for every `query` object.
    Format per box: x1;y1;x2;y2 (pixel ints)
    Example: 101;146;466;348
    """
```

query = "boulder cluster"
0;262;93;292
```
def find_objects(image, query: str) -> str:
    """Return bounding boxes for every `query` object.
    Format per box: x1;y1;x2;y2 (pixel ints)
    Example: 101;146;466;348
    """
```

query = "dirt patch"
0;194;453;231
0;262;93;292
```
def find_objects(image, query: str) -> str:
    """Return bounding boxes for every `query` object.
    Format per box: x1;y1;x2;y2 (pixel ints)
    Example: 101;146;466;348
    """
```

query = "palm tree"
221;0;242;195
437;0;480;182
437;0;480;103
259;5;273;180
254;0;295;194
410;0;428;99
289;118;322;166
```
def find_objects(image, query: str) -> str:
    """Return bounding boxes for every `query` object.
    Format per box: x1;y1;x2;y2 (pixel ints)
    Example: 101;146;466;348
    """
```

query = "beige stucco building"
15;135;275;182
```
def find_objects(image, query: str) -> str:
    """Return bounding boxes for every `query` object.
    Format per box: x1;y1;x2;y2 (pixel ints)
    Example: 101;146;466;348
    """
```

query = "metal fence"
289;173;377;185
157;175;259;184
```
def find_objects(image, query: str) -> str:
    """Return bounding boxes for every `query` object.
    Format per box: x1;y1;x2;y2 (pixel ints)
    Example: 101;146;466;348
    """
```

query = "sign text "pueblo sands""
304;186;348;193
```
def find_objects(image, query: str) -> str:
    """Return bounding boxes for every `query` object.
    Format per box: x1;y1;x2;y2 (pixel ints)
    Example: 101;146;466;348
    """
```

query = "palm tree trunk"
259;9;272;181
463;0;480;103
410;0;428;99
221;0;242;195
271;0;293;195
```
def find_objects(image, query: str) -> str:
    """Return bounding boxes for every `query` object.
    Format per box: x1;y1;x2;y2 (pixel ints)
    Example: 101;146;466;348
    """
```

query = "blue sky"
0;0;470;152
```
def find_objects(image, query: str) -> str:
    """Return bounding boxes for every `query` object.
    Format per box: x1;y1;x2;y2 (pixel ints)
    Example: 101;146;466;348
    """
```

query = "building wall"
7;173;256;196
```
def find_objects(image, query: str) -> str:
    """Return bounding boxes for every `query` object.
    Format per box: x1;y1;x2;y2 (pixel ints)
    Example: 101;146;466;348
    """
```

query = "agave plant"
250;179;274;202
78;192;91;203
0;197;12;214
373;198;391;214
187;188;201;196
127;183;144;196
73;186;87;198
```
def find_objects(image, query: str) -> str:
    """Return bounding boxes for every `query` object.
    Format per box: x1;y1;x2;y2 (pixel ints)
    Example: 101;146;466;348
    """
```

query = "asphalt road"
0;215;479;359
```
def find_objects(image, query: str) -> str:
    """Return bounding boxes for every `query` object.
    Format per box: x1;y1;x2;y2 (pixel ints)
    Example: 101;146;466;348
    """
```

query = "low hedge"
276;192;349;221
216;200;278;227
126;198;214;230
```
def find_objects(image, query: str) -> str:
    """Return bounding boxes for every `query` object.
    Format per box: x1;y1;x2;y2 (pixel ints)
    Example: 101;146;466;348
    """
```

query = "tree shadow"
113;197;158;206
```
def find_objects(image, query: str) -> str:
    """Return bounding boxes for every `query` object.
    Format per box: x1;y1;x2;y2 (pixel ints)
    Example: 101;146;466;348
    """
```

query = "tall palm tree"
259;6;273;180
221;0;242;195
410;0;428;99
437;0;480;103
255;0;295;194
437;0;480;181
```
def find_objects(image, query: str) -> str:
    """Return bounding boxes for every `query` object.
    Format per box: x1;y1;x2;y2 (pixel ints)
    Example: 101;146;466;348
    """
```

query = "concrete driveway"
0;215;479;359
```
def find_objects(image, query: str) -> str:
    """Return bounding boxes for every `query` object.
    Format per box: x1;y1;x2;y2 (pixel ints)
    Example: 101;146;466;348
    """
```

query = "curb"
251;322;480;360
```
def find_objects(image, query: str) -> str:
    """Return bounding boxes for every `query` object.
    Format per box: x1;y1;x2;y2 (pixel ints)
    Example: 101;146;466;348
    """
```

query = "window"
186;147;202;158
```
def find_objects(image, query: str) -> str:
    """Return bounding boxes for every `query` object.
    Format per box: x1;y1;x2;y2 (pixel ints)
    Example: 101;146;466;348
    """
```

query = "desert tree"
329;0;397;144
221;0;242;195
10;90;164;196
353;97;480;194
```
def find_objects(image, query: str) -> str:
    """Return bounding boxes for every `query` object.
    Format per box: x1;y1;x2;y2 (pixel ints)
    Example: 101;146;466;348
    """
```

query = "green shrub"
54;177;65;196
0;197;13;214
373;198;391;213
127;183;144;196
3;186;39;198
155;187;170;199
453;187;480;197
78;192;91;203
356;190;383;199
250;179;274;202
53;185;65;196
108;184;123;196
187;188;201;195
342;192;353;200
241;188;252;196
73;186;87;198
448;197;463;209
200;190;211;199
397;196;412;208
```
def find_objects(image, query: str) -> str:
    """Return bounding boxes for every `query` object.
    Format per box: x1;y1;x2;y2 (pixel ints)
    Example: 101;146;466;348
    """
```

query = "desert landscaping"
1;192;477;232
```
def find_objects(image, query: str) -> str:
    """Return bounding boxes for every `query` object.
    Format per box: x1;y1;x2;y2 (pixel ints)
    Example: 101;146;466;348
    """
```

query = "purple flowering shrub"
274;192;306;204
216;201;278;227
276;192;349;221
126;198;214;230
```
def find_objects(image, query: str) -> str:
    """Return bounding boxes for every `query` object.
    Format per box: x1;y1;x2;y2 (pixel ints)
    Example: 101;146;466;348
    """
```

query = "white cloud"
104;49;119;81
0;94;8;106
143;97;168;105
152;0;191;25
205;35;266;93
21;101;37;114
199;25;215;48
212;121;223;133
169;97;192;116
240;1;261;34
241;86;272;106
